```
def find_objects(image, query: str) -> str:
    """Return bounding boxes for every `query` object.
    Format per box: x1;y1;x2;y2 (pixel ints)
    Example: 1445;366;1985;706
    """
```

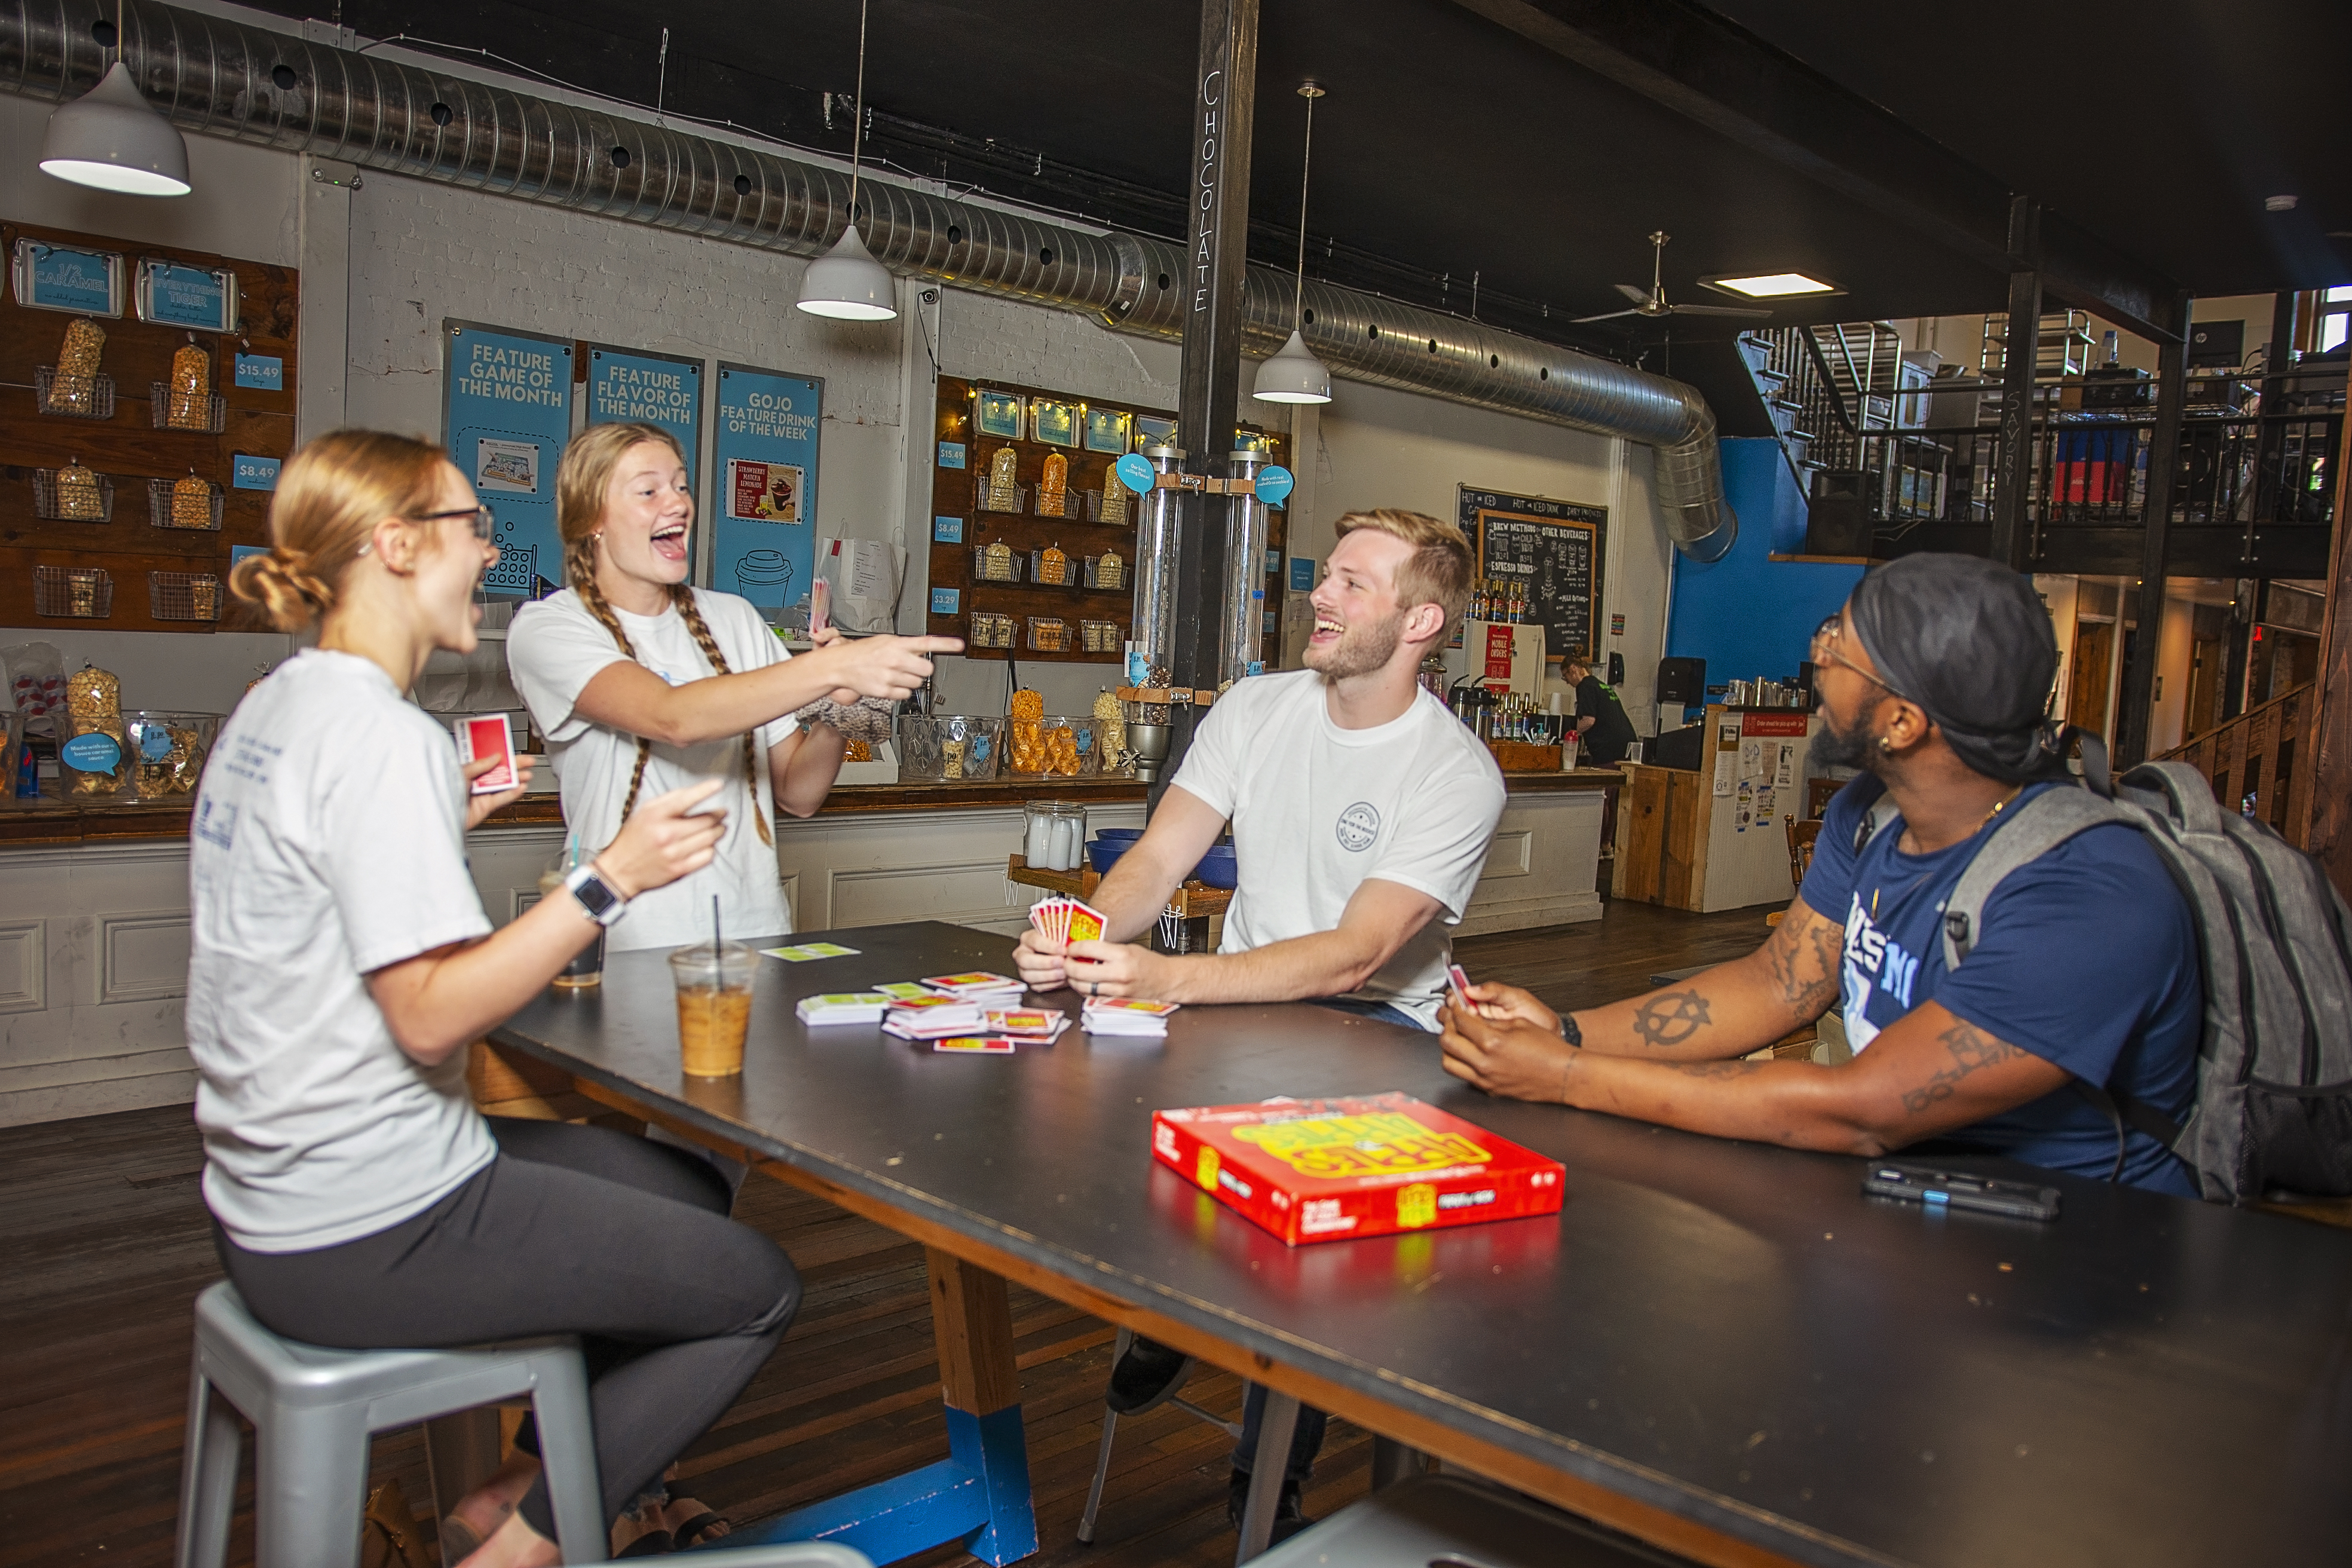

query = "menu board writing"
1457;487;1606;663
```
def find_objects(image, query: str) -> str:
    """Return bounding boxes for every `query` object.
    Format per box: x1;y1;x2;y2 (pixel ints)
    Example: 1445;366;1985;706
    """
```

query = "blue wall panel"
1668;439;1866;690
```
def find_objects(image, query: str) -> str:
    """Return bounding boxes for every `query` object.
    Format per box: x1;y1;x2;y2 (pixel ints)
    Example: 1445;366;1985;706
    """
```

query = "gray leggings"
215;1117;799;1540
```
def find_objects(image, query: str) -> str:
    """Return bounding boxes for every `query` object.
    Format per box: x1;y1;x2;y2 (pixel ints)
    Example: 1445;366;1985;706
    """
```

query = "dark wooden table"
491;921;2352;1568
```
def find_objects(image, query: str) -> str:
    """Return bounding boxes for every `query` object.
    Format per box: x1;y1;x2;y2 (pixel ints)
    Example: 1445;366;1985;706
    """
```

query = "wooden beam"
926;1247;1020;1416
2302;399;2352;893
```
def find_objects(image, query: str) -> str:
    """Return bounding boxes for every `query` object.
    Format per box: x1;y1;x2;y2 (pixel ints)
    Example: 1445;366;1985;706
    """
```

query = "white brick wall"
938;290;1181;409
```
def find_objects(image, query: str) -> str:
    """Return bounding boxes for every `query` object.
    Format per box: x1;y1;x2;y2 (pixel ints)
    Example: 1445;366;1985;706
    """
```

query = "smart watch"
563;862;629;927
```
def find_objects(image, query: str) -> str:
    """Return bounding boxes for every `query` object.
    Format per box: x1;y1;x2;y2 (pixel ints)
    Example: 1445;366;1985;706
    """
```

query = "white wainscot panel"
1458;791;1605;937
0;920;44;1014
100;912;192;1003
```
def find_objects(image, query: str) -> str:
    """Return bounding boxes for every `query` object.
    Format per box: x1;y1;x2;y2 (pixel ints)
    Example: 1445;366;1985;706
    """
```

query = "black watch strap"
1558;1011;1584;1046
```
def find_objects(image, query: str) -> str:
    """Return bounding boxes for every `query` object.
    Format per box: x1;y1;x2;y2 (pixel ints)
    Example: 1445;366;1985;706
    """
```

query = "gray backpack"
1855;758;2352;1202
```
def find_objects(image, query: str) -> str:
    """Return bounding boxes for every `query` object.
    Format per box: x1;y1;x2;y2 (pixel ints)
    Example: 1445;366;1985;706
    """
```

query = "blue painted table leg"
947;1404;1037;1564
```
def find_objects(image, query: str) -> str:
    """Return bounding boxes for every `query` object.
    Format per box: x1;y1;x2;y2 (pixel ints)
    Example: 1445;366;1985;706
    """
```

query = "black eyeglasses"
415;504;497;542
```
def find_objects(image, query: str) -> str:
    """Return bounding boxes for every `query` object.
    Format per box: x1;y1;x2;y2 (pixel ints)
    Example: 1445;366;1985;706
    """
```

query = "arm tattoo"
1631;988;1712;1047
1765;909;1842;1015
1664;1059;1763;1080
1900;1019;2028;1114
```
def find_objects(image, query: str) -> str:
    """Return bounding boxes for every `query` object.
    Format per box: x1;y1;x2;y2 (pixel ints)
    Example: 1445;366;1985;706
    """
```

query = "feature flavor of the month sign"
443;322;574;595
710;363;823;607
586;345;705;498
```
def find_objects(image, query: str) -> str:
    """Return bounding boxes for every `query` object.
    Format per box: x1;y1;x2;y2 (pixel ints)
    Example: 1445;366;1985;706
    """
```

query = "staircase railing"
2155;681;2316;846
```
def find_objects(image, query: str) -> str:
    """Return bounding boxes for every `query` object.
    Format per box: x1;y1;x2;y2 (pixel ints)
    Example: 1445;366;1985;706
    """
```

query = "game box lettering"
1150;1093;1565;1245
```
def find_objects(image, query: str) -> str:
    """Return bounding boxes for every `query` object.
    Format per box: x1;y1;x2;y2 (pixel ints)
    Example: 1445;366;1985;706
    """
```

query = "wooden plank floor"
0;899;1775;1568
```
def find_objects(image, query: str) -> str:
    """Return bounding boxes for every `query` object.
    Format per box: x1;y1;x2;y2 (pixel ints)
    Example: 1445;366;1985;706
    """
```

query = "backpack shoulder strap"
1940;785;2137;971
1845;774;1900;856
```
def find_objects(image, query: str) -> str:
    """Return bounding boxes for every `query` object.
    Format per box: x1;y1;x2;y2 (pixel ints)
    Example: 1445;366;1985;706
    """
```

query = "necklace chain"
1983;785;2024;827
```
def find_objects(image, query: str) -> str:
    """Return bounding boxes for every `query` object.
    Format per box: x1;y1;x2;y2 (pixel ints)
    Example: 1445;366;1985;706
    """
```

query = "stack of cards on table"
882;994;988;1039
1082;996;1180;1037
985;1007;1071;1042
1029;896;1107;947
919;971;1027;1008
797;992;892;1025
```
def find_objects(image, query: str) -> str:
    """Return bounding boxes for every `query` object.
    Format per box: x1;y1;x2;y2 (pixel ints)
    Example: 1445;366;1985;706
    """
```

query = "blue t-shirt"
1802;777;2203;1196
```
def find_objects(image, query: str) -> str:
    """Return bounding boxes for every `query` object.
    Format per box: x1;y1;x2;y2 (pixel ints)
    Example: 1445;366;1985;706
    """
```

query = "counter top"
0;767;1615;849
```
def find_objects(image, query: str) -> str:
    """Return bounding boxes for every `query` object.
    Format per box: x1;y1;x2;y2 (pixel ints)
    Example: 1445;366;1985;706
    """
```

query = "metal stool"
1248;1471;1700;1567
1076;1327;1244;1544
175;1281;607;1568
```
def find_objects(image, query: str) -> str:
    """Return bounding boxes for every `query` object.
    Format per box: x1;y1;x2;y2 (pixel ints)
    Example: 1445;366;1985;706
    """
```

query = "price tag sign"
232;454;281;491
1253;465;1294;507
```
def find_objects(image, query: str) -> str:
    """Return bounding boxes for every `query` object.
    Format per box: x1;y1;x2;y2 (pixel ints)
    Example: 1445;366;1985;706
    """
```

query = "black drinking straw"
712;895;722;956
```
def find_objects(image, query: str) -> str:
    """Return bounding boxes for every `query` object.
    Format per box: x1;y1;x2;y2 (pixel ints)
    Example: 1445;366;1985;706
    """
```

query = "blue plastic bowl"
1086;837;1131;875
1085;831;1237;886
1094;826;1144;844
1192;844;1239;889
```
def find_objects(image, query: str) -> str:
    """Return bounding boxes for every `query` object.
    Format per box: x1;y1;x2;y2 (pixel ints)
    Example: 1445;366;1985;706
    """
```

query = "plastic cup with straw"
672;894;754;1075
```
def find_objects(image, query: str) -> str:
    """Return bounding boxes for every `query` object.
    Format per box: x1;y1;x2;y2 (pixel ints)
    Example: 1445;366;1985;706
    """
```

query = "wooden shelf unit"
929;373;1286;663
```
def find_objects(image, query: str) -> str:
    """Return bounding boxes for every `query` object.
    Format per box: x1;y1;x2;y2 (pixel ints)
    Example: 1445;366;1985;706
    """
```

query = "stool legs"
253;1404;373;1568
174;1368;243;1568
524;1346;608;1564
1076;1327;1133;1545
1233;1390;1299;1566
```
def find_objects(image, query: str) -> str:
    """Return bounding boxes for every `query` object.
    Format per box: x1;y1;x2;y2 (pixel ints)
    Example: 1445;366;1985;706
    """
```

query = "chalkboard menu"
1457;486;1606;662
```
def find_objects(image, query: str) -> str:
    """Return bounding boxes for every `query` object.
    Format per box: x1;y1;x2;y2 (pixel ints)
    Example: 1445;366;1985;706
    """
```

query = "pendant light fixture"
39;2;190;197
1252;81;1332;405
796;0;897;320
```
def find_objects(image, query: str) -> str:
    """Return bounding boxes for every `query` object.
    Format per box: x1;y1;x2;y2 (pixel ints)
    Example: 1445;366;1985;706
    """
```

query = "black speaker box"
1805;494;1874;557
1655;657;1707;705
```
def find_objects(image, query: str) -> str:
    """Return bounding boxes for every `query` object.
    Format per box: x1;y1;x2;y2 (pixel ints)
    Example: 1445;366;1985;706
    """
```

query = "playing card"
923;972;1022;994
1447;963;1474;1006
1066;899;1106;944
933;1036;1018;1054
875;982;937;1002
986;1009;1070;1040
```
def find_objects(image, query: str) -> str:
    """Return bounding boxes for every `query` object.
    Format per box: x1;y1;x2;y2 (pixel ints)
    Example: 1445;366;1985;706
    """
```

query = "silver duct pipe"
0;0;1732;557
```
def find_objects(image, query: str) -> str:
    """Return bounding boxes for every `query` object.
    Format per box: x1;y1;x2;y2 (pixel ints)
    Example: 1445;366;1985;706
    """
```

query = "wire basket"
1033;489;1081;521
35;366;116;419
33;565;113;618
149;571;224;622
1025;617;1071;653
970;543;1023;583
1082;553;1126;590
151;383;228;434
1029;549;1077;587
31;467;114;522
148;477;224;531
968;611;1016;650
975;483;1028;516
1080;618;1123;654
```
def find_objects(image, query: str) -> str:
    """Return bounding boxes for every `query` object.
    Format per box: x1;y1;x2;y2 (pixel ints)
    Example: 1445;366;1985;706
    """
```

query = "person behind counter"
1014;507;1506;1543
507;421;961;951
194;430;796;1566
1441;553;2203;1197
1561;654;1637;765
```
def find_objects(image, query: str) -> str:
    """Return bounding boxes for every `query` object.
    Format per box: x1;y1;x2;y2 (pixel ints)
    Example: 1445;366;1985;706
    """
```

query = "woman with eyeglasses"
507;421;960;953
193;431;800;1565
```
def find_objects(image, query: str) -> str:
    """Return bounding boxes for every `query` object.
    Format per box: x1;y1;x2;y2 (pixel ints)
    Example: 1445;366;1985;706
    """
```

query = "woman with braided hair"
509;422;958;951
192;431;797;1566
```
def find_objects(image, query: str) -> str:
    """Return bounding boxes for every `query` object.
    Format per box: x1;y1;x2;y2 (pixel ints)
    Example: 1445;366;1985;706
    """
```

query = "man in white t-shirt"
1014;507;1504;1539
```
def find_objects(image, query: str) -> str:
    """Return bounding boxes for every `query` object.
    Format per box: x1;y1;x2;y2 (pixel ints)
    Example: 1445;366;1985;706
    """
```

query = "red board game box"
1150;1093;1565;1245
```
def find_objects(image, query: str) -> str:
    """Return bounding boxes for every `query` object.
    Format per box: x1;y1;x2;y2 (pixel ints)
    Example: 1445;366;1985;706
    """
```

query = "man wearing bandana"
1440;553;2203;1198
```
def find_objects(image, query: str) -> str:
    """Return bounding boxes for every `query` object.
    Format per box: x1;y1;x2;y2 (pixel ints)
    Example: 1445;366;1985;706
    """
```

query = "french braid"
563;529;772;844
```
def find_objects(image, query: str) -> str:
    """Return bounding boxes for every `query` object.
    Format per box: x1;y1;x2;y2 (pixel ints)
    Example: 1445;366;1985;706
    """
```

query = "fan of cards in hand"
1029;895;1107;947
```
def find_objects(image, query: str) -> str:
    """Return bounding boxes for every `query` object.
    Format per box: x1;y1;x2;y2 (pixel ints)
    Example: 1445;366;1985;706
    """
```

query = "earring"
1876;736;1893;753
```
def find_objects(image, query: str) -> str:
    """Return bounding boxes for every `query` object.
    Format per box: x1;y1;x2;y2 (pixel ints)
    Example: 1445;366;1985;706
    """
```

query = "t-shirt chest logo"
1335;801;1381;853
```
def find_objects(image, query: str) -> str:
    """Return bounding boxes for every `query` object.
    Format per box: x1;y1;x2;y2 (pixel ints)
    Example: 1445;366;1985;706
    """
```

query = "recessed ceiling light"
1699;271;1842;299
2265;194;2299;212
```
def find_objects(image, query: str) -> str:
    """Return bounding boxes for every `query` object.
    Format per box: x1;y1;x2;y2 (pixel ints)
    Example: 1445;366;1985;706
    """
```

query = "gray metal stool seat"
1248;1471;1700;1567
176;1280;608;1568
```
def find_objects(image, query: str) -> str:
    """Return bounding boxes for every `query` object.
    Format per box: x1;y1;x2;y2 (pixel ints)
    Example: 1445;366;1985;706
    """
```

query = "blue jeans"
1307;995;1424;1030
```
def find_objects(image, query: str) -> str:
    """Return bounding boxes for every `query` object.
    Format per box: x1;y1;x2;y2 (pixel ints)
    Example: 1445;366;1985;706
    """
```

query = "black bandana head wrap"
1846;553;2063;783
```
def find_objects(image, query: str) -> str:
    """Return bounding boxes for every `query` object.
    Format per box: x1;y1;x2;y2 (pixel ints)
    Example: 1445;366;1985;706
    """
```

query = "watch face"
569;871;621;920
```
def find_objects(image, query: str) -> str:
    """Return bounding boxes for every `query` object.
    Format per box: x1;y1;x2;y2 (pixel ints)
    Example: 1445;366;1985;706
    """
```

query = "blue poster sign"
443;322;574;595
138;259;237;331
710;363;822;608
234;354;284;391
933;515;963;544
13;241;120;315
930;587;960;615
232;454;281;491
586;345;703;497
937;441;966;469
1289;556;1316;592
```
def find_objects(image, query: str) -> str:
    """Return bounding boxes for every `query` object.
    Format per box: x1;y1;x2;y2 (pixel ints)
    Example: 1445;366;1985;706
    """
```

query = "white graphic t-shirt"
509;588;797;951
186;651;498;1252
1168;670;1506;1030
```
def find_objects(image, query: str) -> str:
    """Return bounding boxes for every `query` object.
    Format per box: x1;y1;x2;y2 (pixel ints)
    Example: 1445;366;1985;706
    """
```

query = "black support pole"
1989;196;2041;571
2114;295;2193;769
1157;0;1258;800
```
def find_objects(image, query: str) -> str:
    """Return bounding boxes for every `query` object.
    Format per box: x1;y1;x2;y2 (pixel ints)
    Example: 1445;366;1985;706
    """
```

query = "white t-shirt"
1168;670;1506;1030
507;588;797;951
186;651;498;1253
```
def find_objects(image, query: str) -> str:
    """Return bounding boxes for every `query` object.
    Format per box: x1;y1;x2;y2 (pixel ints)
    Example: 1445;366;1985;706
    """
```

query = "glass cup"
670;940;757;1077
539;862;605;988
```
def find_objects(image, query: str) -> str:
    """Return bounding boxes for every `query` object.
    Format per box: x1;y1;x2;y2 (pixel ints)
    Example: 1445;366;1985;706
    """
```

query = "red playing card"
1067;899;1106;944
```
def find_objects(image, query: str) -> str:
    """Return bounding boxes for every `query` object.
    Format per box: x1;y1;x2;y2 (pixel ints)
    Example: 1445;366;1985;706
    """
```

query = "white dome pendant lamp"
40;1;191;200
1253;81;1331;405
796;0;897;320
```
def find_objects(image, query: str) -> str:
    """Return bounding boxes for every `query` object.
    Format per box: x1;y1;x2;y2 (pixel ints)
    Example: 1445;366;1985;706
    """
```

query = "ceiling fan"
1575;231;1774;324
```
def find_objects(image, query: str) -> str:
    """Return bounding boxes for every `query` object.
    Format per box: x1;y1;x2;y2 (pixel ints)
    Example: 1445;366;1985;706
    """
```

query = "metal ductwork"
0;0;1734;558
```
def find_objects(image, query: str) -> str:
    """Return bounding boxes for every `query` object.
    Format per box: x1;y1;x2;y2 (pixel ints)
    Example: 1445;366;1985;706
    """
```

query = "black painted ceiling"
245;0;2352;356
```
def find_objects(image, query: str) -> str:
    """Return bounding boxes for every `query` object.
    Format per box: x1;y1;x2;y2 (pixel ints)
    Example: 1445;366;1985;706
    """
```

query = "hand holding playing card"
1060;938;1163;1001
1019;895;1111;993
